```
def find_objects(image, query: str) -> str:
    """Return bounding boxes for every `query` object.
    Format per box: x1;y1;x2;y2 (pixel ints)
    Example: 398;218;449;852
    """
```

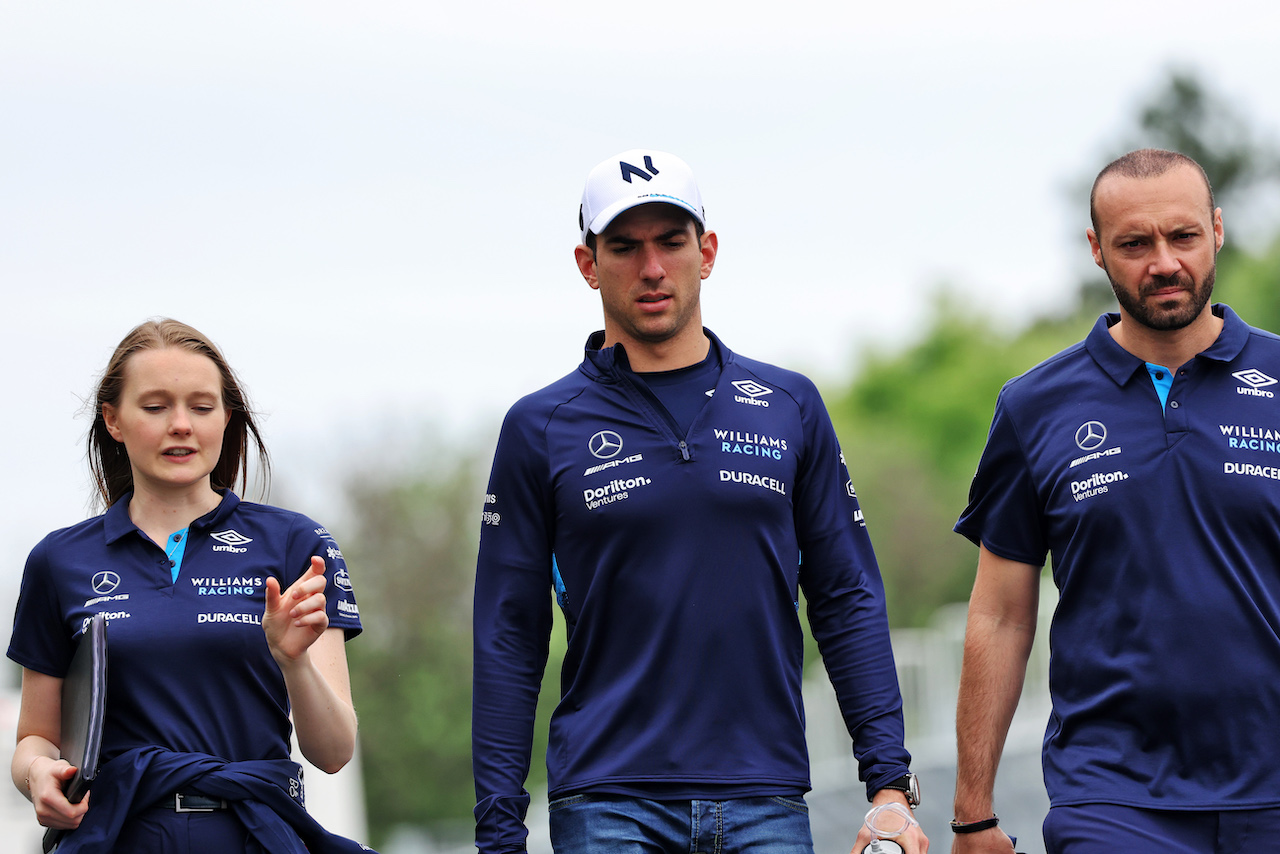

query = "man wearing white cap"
472;150;926;854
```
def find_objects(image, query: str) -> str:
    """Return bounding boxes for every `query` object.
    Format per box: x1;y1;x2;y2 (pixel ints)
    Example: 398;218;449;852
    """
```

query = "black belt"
171;792;228;812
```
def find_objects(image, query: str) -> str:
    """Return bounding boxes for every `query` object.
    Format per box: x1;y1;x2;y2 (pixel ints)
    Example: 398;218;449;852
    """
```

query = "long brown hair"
88;318;271;509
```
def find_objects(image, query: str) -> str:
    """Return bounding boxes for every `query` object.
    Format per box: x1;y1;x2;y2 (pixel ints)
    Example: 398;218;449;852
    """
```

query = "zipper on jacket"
616;372;697;463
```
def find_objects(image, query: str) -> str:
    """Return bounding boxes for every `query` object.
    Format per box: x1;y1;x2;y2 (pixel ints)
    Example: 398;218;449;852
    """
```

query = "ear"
101;403;124;442
1213;207;1225;253
575;244;600;291
699;229;718;280
1086;228;1105;270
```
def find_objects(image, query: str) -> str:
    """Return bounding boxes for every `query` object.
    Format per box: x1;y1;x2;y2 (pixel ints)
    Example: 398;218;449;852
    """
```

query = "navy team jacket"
472;330;910;853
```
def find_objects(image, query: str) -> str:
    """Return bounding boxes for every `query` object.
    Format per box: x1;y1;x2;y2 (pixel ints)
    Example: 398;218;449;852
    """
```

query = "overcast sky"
5;1;1280;621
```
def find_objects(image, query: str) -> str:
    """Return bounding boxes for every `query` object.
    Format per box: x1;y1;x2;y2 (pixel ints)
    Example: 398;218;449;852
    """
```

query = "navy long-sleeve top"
472;330;909;853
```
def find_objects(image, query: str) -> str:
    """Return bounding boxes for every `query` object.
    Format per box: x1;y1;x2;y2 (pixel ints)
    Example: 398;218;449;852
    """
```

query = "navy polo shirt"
8;491;363;766
957;305;1280;810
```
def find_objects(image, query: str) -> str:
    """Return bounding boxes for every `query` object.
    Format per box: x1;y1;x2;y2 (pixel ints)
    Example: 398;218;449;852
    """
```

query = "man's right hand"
951;827;1016;854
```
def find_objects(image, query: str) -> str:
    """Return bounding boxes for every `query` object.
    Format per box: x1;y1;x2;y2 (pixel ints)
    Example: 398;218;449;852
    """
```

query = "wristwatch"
879;772;921;809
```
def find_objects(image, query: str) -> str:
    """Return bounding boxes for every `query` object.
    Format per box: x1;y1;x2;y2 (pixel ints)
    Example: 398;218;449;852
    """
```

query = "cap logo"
620;155;659;183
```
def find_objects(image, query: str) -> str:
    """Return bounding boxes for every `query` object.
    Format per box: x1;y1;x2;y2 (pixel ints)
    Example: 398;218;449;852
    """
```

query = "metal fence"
804;579;1055;854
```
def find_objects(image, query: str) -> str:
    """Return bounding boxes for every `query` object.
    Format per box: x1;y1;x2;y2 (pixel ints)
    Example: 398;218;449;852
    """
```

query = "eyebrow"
1112;222;1203;242
604;227;691;246
133;388;220;399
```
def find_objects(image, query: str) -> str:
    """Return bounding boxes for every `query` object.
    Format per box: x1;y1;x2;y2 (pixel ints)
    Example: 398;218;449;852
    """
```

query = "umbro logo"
1233;369;1277;388
211;529;252;554
1234;368;1278;399
732;380;773;408
211;530;252;546
732;380;772;398
1234;368;1278;398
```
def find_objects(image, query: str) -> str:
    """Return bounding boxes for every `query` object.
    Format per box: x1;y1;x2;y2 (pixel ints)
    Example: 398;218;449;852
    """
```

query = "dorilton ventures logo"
588;430;624;459
582;475;653;511
1234;368;1278;398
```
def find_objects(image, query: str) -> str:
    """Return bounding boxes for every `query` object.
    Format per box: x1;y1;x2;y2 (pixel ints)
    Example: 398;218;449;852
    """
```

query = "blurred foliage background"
339;68;1280;847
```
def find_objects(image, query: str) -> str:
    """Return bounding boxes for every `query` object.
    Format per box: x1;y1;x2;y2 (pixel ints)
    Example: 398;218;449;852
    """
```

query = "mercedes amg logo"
92;571;121;594
1075;421;1107;451
588;430;624;459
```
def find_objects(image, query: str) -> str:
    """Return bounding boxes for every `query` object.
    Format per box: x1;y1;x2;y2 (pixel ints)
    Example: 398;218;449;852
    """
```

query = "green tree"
340;446;486;847
1212;234;1280;334
340;440;567;847
1129;70;1280;210
827;295;1088;628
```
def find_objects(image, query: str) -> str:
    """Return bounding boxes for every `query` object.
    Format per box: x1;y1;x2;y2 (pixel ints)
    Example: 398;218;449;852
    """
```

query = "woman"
7;319;369;853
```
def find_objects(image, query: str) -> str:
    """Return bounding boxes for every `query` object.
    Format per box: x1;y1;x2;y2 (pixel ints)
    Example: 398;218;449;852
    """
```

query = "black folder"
42;612;108;853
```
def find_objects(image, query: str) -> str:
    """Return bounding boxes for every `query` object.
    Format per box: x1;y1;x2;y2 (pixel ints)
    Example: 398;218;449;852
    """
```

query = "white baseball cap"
578;149;706;242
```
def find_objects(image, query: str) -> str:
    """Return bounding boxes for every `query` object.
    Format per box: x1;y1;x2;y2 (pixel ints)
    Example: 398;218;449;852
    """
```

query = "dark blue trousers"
1044;803;1280;853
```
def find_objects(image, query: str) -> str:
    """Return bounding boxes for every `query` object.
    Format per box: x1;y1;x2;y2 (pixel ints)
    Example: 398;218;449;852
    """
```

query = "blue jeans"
549;793;815;854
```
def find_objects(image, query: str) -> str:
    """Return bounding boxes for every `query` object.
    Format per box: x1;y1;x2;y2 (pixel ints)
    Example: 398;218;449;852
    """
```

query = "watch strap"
879;772;920;807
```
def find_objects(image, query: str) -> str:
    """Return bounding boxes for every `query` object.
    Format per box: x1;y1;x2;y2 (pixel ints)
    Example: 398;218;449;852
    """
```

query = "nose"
169;409;192;435
638;244;666;281
1148;240;1181;277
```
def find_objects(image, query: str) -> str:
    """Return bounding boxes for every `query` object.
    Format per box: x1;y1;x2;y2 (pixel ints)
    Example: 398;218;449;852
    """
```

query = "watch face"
906;772;920;806
889;773;920;807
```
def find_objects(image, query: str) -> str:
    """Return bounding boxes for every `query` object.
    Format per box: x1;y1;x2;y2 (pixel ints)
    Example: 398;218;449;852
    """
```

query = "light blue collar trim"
1146;362;1173;411
165;527;190;583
